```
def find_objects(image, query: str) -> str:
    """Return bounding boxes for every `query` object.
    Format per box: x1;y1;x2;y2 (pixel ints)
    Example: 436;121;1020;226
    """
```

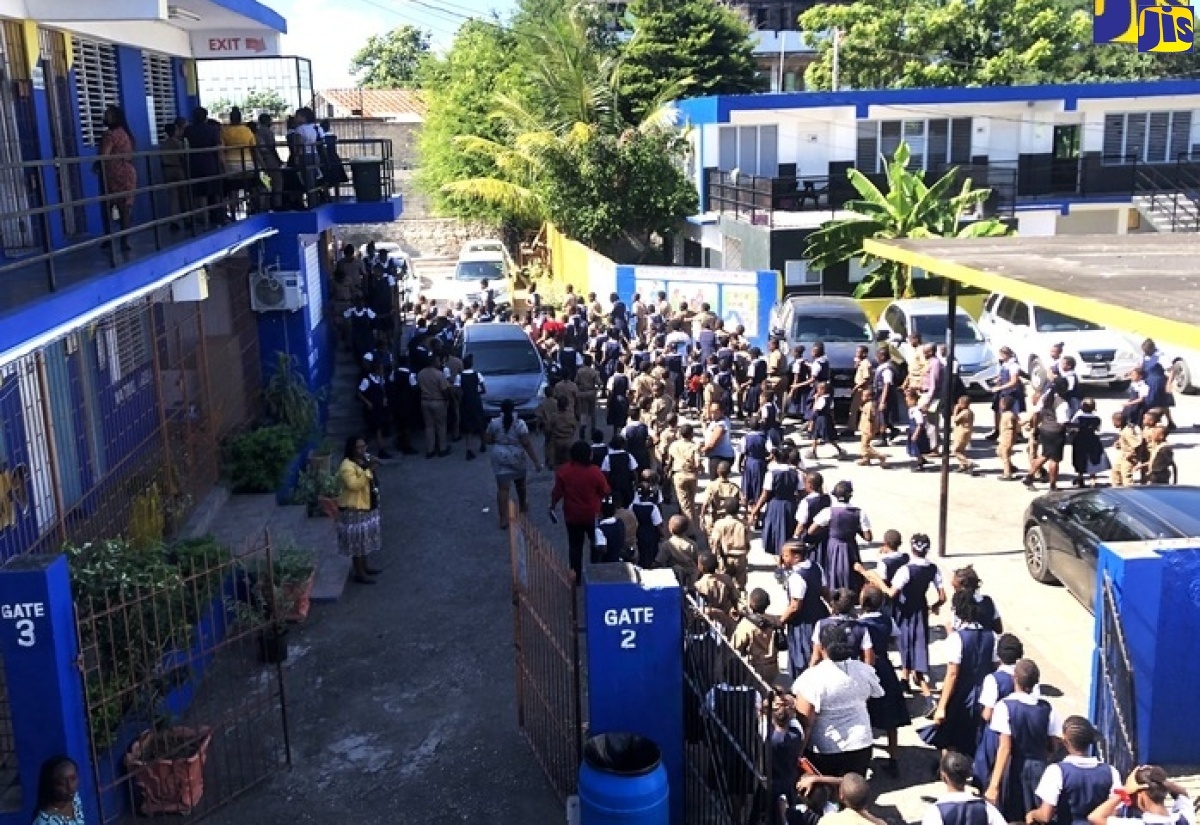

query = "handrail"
0;136;395;296
1134;161;1200;232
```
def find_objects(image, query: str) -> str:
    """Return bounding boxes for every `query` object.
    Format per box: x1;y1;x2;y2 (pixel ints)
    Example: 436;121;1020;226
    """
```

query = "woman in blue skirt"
860;533;945;713
906;389;932;471
973;633;1026;793
921;588;999;758
750;446;800;558
858;585;912;777
983;659;1061;822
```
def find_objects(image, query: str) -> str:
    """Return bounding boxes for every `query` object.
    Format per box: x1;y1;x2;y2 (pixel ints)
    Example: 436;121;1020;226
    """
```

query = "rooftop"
315;89;426;121
862;234;1200;350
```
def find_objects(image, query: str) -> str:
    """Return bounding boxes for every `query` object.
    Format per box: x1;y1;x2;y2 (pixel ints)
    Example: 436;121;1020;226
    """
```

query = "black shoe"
479;444;487;453
1022;474;1036;488
426;451;436;459
466;450;476;460
983;431;999;441
438;448;452;457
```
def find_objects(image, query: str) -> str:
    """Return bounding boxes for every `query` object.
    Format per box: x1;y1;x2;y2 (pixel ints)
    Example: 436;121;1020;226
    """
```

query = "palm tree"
804;142;1012;299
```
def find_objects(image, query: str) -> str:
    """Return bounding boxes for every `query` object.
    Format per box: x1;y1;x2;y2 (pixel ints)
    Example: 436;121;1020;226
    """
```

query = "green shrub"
227;425;298;494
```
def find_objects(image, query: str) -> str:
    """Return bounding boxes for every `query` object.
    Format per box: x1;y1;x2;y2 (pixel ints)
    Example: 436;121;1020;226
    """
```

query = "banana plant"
803;142;1012;299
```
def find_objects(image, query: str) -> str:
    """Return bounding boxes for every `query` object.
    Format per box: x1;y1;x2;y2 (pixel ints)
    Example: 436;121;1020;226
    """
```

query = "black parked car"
1023;486;1200;612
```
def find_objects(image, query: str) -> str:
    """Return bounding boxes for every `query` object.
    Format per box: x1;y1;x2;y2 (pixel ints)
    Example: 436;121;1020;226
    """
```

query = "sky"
265;0;519;89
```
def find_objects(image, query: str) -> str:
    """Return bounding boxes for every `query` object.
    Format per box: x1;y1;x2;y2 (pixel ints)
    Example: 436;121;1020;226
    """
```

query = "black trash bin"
349;157;384;203
578;732;668;824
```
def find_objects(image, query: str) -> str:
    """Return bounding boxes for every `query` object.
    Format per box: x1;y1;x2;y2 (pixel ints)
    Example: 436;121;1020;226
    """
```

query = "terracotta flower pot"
316;496;339;519
282;573;315;623
124;726;213;816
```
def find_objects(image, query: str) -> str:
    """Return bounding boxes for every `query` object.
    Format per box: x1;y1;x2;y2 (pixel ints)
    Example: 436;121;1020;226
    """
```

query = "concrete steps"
1133;193;1200;233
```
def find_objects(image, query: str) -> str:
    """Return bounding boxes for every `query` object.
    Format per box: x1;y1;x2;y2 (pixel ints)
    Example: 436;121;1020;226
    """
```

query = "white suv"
977;293;1140;388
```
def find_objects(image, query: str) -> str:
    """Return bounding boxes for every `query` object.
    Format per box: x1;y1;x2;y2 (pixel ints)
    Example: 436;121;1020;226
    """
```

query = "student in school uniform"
1109;411;1142;487
997;395;1020;480
709;498;750;590
859;532;944;712
602;433;638;508
751;447;801;558
630;473;666;568
950;565;1004;633
779;540;830;681
858;584;912;777
875;529;910;589
950;395;977;474
1139;426;1175;485
983;659;1062;822
694;552;739;636
809;587;867;668
973;633;1027;791
807;382;847;460
922;589;1000;758
655;514;699;589
907;389;933;471
1069;399;1111;487
794;471;832;575
732;588;781;686
1086;766;1195;825
923;752;1008;825
593;498;627;564
702;460;744;530
807;480;872;593
1027;716;1120;825
856;386;888;467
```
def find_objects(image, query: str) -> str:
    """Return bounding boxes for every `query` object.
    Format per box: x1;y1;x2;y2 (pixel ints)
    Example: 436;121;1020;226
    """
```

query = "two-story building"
673;81;1200;294
0;0;402;562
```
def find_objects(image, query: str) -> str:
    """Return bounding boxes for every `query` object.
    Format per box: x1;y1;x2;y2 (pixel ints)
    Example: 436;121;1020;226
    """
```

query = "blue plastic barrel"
579;732;669;825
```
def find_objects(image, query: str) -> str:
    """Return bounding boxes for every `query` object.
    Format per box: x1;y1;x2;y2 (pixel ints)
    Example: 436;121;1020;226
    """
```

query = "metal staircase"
1133;162;1200;233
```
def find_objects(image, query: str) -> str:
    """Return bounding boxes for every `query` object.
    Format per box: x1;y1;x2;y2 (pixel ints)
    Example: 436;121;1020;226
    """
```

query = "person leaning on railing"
159;120;187;231
254;112;284;212
183;106;225;228
221;107;256;220
96;104;137;252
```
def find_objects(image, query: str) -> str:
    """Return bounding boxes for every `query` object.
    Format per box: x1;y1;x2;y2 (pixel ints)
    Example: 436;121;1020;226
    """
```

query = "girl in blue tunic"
922;588;998;757
973;633;1025;791
907;389;933;471
739;422;769;517
858;585;912;777
807;480;871;592
1069;401;1112;486
983;659;1061;823
779;540;829;681
861;533;945;710
630;477;665;569
751;447;800;558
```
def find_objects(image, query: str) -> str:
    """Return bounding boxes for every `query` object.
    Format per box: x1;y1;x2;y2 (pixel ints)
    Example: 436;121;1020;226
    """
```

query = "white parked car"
977;292;1140;388
445;239;515;308
875;299;999;393
1162;346;1199;394
359;242;419;304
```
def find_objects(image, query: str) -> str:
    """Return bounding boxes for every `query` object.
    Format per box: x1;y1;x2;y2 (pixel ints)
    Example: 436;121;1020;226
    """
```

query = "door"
1051;125;1080;194
38;28;85;238
1056;494;1116;601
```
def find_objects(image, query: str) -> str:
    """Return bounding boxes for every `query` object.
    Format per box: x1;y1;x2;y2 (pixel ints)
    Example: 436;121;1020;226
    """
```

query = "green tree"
619;0;764;123
205;88;289;119
349;25;431;89
798;0;1166;90
415;20;525;224
803;143;1011;299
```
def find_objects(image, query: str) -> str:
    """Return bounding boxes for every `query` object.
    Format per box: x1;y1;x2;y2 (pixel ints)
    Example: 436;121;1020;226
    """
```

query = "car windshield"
912;313;984;344
466;340;543;375
792;315;873;343
456;260;504;282
1035;307;1102;333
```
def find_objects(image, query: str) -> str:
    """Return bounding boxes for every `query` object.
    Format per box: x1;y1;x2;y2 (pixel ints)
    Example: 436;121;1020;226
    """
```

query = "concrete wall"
335;218;501;259
325;118;421;171
718;215;772;271
1057;207;1122;235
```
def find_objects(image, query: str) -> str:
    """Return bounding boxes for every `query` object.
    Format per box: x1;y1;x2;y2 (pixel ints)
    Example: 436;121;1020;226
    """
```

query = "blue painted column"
0;554;96;825
585;565;683;825
1092;539;1200;766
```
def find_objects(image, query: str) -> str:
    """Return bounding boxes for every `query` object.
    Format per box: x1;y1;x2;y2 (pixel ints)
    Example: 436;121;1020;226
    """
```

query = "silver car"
877;299;999;393
457;323;548;420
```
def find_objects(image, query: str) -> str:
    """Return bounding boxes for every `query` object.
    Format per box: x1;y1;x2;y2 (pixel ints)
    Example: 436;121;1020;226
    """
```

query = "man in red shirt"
550;440;610;580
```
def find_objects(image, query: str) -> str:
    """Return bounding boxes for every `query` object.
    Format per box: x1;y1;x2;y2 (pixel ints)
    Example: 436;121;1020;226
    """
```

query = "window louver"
72;38;120;148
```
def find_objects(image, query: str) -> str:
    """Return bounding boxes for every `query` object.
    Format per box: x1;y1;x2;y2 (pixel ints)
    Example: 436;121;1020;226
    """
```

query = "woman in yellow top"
337;436;383;584
220;107;257;217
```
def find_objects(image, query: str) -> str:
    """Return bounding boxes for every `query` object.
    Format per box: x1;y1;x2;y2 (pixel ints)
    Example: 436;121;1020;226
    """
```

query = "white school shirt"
921;793;1007;825
989;691;1063;737
951;593;1003;630
358;374;383;393
784;559;816;602
944;625;1001;666
630;493;663;526
1034;755;1120;808
978;663;1041;708
812;619;874;652
761;462;791;492
594;516;621;547
601;450;639;473
811;504;872;533
891;556;942;594
1101;797;1195;825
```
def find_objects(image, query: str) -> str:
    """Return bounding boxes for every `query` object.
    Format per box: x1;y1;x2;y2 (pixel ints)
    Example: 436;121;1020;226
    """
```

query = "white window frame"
871;118;961;173
784;260;822;287
717;124;779;177
1102;111;1193;165
72;37;120;148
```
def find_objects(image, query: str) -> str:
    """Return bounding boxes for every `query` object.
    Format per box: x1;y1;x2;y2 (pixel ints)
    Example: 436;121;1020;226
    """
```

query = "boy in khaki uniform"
656;514;698;589
731;589;780;685
575;357;600;434
553;376;580;423
997;395;1019;479
1110;410;1143;487
535;386;558;465
667;424;702;525
856;387;887;467
702;461;744;531
548;396;578;468
694;553;739;636
709;498;750;589
1141;426;1174;484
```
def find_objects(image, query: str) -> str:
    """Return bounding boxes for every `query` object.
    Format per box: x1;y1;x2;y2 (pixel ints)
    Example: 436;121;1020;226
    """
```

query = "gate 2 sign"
1;601;43;647
603;606;655;649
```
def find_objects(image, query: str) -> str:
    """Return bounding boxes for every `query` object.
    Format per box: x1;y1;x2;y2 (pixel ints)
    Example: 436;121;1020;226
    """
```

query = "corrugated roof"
315;89;426;120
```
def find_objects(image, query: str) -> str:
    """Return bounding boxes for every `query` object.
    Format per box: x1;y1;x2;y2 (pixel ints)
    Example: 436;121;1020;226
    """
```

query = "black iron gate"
509;508;583;801
683;596;774;825
74;528;291;823
1095;573;1137;777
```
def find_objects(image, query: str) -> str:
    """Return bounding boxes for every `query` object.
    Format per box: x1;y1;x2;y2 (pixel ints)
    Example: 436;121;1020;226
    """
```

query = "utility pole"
831;26;840;92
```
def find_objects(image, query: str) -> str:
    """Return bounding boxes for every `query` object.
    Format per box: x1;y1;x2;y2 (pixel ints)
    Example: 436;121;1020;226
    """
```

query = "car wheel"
1024;524;1058;584
1172;359;1194;394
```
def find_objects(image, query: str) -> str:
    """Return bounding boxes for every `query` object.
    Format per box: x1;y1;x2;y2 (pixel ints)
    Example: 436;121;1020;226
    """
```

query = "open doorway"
1051;125;1081;194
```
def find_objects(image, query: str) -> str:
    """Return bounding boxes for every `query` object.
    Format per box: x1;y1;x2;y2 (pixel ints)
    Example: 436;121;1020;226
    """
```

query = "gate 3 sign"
1094;0;1194;52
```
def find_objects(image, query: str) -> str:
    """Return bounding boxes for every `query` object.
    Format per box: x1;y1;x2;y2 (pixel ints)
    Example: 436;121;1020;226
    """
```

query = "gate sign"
190;31;282;58
1;601;44;647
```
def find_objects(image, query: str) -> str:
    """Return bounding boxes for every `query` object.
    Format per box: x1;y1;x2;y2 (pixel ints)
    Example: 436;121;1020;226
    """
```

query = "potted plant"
225;424;298;494
263;351;321;444
274;541;317;623
124;701;213;816
291;467;341;517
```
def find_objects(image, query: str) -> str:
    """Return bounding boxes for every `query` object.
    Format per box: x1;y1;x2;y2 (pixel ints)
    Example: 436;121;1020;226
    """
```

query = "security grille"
142;52;178;141
97;304;152;384
0;22;33;250
72;37;120;147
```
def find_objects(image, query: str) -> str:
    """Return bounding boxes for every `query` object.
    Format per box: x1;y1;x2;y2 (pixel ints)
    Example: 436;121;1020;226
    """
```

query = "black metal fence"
1095;573;1137;777
683;597;775;825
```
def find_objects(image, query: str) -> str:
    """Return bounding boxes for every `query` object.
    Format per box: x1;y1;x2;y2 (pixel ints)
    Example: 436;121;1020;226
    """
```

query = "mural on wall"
721;285;759;340
669;282;719;314
634;280;666;301
0;464;29;531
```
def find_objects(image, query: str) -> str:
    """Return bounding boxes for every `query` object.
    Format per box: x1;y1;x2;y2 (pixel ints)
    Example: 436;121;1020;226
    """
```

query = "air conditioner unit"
249;268;305;312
